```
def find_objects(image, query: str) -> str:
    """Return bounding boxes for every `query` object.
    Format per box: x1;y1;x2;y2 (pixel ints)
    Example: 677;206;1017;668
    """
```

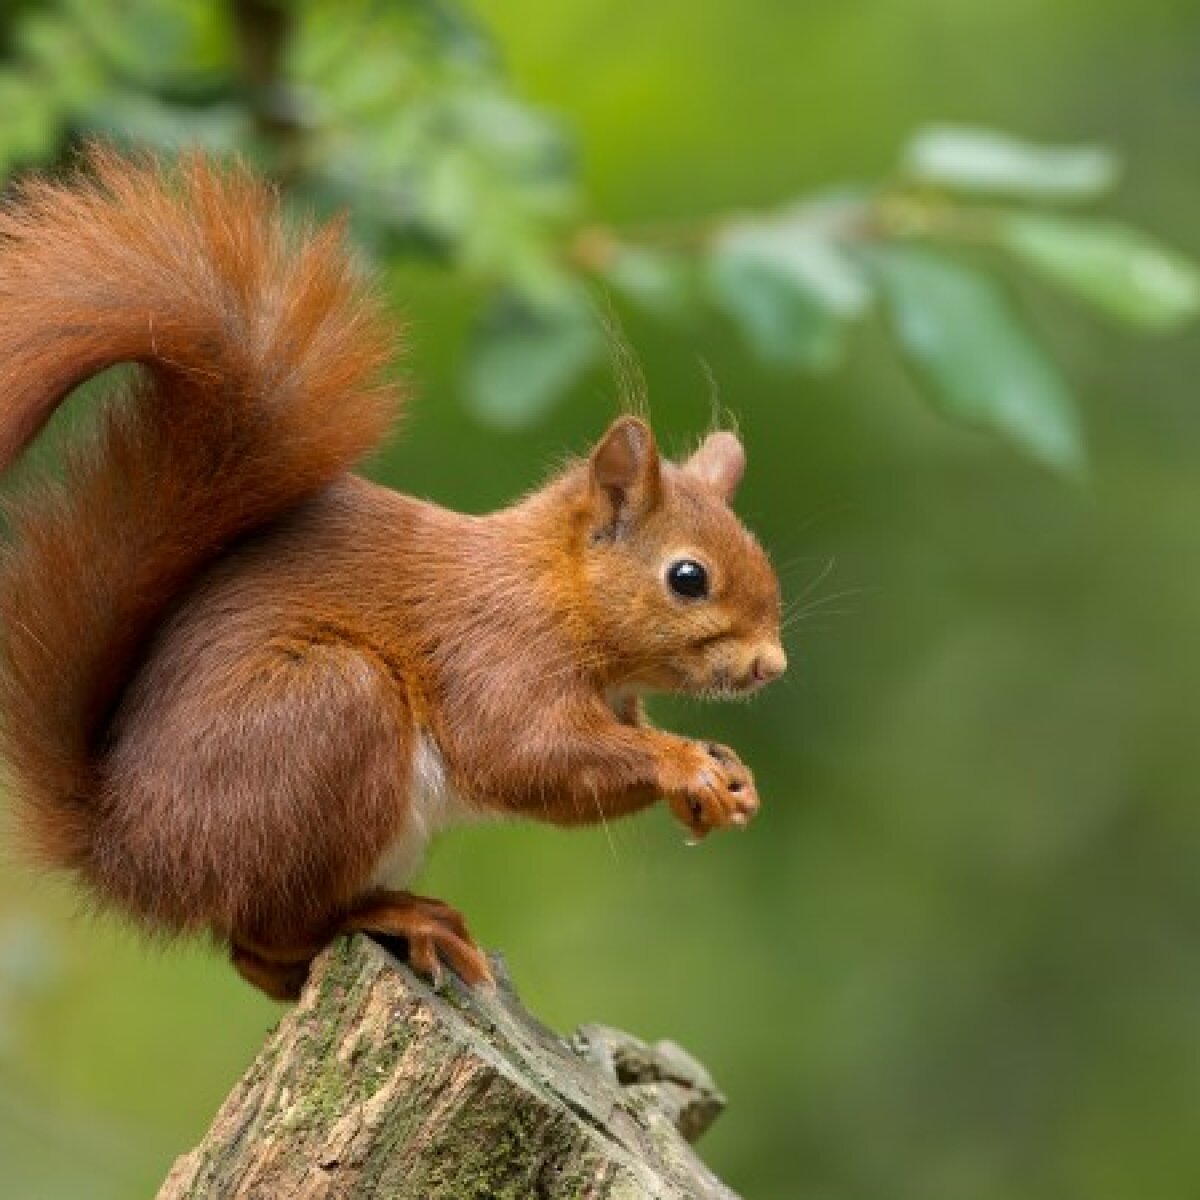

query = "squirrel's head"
574;415;785;699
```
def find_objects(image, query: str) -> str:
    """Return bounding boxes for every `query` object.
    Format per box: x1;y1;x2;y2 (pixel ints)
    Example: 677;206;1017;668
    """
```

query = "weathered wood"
159;936;740;1199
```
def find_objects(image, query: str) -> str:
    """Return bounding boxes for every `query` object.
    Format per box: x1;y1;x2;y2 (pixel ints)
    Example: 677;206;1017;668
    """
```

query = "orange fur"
0;148;784;1000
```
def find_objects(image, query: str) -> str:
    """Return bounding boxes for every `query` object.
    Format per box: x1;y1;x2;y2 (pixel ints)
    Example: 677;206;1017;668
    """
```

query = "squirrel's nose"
751;644;787;684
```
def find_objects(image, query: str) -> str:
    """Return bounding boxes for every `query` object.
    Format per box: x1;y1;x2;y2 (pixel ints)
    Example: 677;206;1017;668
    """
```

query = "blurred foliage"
0;0;1196;468
2;2;1200;1200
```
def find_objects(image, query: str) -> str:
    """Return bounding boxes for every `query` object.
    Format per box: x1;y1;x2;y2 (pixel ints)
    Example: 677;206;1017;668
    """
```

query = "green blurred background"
2;2;1200;1198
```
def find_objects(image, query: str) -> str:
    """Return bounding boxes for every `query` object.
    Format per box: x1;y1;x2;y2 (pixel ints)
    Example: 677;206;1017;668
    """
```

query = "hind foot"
339;890;493;988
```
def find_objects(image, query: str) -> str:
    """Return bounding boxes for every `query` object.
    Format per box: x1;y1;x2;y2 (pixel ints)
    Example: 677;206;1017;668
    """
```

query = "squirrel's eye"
666;558;709;600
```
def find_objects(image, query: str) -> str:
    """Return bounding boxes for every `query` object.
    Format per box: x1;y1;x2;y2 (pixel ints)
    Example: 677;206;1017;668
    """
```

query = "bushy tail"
0;146;400;872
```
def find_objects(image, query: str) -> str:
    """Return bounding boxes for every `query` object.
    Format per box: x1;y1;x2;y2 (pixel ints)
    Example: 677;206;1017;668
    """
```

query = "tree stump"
158;935;741;1198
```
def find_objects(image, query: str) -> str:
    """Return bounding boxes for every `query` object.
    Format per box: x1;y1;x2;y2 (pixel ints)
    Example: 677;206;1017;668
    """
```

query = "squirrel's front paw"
661;740;760;841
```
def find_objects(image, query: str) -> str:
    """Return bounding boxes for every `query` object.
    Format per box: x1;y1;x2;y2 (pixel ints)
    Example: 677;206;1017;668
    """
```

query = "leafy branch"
566;132;1197;475
0;0;1196;473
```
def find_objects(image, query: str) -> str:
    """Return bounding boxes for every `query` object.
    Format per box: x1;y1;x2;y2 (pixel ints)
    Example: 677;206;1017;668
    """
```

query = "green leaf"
870;245;1084;475
902;125;1119;202
81;92;248;153
423;146;478;239
707;220;867;371
998;213;1200;332
602;246;693;321
464;288;602;429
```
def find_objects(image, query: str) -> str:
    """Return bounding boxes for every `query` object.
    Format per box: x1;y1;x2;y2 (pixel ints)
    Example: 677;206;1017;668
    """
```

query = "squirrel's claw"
665;739;760;840
340;891;495;989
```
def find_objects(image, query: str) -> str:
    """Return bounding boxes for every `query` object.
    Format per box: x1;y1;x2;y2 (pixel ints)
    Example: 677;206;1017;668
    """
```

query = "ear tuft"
589;416;661;535
684;431;745;501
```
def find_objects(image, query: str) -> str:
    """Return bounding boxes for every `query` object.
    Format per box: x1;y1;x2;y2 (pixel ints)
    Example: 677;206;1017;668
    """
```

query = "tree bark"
158;935;740;1199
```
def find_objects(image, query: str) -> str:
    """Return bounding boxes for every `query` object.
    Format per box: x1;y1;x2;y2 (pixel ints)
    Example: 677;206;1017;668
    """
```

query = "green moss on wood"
157;935;738;1200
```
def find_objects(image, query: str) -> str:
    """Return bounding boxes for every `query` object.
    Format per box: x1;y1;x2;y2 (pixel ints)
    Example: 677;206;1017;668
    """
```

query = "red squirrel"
0;148;785;1001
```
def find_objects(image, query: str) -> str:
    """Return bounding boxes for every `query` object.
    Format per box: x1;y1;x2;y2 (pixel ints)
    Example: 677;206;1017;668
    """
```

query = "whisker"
786;585;874;617
591;785;621;866
774;551;839;578
784;556;838;612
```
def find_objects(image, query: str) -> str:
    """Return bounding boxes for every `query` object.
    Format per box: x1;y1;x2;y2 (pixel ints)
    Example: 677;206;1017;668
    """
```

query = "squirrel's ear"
683;431;745;502
589;416;662;535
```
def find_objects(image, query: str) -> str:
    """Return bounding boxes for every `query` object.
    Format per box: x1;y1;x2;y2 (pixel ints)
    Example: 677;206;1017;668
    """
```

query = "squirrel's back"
0;146;401;875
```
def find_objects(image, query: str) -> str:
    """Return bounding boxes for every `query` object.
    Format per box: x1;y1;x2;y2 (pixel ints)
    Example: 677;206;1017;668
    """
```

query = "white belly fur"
370;733;486;890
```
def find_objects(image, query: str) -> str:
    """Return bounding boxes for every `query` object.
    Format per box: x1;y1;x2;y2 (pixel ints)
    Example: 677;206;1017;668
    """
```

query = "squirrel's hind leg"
338;890;493;988
229;891;490;1002
230;890;491;1002
230;942;313;1002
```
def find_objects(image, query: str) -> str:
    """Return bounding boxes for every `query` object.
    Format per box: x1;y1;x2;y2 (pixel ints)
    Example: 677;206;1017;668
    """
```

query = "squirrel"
0;147;786;1002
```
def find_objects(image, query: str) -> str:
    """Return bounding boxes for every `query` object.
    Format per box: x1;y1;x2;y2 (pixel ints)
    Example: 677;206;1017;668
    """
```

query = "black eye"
667;558;709;600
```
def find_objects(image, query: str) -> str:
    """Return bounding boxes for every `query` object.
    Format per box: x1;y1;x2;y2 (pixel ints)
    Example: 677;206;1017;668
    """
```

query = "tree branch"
158;935;740;1198
227;0;305;184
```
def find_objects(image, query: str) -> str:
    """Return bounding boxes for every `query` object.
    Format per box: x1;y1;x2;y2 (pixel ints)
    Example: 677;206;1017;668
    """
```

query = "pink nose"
752;644;787;684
